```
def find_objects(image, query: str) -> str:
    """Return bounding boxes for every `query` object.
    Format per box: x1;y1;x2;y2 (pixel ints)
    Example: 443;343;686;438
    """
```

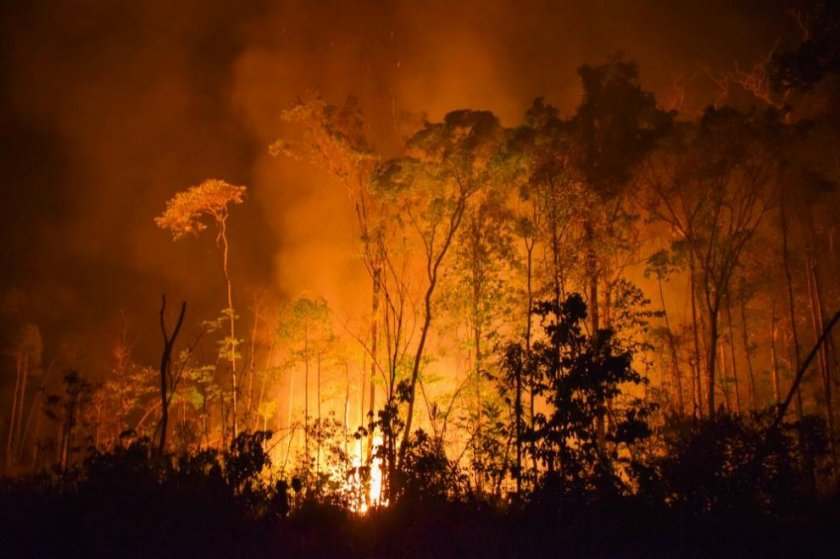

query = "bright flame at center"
353;434;386;514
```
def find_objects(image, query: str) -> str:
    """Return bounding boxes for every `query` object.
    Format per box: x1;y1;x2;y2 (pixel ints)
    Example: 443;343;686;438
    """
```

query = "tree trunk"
6;353;22;469
317;350;322;474
217;219;238;440
707;307;720;418
718;341;731;413
806;252;835;464
30;409;41;469
689;252;704;418
473;322;483;492
781;202;803;421
246;295;261;430
525;236;537;484
739;289;757;410
399;195;467;467
14;353;29;462
158;297;186;456
344;361;351;478
367;265;380;464
725;296;742;414
287;370;294;435
584;220;607;454
401;280;435;462
658;274;684;414
304;329;310;465
771;305;781;406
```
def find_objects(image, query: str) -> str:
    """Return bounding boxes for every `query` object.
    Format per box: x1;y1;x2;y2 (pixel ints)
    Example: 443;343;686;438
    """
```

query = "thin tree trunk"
781;202;803;420
399;195;467;467
771;305;781;405
158;296;186;456
658;274;684;414
246;295;261;430
21;360;53;465
14;354;29;461
811;259;834;460
317;350;322;474
368;265;380;464
220;395;226;448
725;296;742;414
203;393;209;449
216;217;238;440
344;360;350;477
689;253;704;418
718;341;731;413
525;235;536;485
585;221;607;454
806;252;835;464
473;320;483;492
287;371;294;434
401;283;435;461
30;410;41;469
549;180;564;308
707;307;720;418
6;353;22;469
586;222;599;334
739;289;757;410
95;403;101;451
304;329;310;466
514;348;522;495
772;310;840;432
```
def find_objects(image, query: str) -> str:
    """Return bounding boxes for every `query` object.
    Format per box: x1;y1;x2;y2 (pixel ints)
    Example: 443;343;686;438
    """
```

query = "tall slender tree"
156;179;246;438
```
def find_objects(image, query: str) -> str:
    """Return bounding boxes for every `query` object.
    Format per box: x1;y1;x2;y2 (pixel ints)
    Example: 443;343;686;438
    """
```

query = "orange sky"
0;0;796;371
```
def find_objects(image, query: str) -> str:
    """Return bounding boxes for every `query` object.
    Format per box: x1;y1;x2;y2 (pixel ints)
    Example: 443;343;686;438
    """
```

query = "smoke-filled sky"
0;0;797;370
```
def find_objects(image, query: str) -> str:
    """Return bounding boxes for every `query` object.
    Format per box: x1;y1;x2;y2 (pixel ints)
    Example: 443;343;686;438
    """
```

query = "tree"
274;296;333;476
642;109;779;418
5;322;42;470
373;110;505;481
43;369;95;473
568;58;673;338
504;293;654;492
645;250;685;414
441;183;516;491
271;96;384;466
770;0;840;94
157;296;186;455
156;179;246;439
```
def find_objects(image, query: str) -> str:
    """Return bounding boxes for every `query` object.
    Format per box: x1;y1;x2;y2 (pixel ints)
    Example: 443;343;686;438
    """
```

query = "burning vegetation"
3;1;840;557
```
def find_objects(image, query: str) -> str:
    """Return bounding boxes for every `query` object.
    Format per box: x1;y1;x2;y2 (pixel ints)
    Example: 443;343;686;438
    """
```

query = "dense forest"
3;1;840;557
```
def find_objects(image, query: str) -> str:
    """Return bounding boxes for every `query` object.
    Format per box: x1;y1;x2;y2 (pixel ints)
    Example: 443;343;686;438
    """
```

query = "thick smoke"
0;0;793;373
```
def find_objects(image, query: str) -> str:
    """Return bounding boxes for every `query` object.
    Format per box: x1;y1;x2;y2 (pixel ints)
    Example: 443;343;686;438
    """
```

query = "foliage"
570;57;674;198
507;293;655;494
154;179;246;240
395;429;466;503
639;411;827;515
770;0;840;92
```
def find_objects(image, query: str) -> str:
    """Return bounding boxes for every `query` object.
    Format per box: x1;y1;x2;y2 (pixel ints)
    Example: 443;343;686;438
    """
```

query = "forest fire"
2;1;840;557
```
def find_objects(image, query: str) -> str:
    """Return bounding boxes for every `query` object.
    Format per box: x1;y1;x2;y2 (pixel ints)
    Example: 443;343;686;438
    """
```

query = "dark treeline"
4;2;840;557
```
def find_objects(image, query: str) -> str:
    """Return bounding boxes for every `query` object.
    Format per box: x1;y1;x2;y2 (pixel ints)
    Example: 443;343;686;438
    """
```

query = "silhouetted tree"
157;296;186;455
504;293;654;495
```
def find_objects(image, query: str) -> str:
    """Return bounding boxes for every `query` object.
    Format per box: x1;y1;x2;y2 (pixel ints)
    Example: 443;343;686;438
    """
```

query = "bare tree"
157;296;186;455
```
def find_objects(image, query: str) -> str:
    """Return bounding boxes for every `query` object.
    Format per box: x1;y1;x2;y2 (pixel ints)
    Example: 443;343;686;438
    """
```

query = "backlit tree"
156;179;247;439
